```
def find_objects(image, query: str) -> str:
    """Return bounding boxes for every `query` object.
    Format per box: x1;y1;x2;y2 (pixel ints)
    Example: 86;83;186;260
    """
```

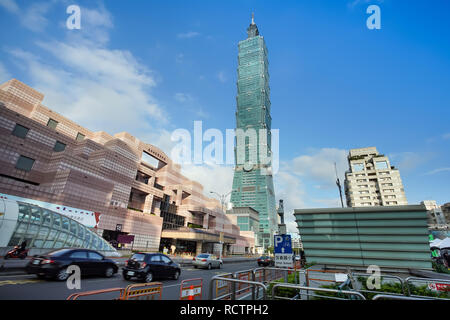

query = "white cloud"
177;31;200;39
0;0;19;13
217;71;227;83
7;5;168;142
174;93;193;103
425;168;450;176
388;151;430;172
181;163;234;201
291;148;348;188
0;0;52;32
273;148;348;233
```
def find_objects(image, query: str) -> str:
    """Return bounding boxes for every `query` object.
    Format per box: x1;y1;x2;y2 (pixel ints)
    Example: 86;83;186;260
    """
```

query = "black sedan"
122;253;181;282
257;255;274;267
26;248;118;281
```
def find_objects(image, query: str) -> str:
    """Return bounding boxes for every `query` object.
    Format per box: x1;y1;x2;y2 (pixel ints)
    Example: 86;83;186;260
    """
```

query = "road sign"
274;234;293;268
274;254;293;268
274;234;293;254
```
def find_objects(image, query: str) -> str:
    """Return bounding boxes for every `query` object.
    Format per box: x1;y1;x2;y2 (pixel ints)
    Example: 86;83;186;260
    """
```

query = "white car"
192;253;223;269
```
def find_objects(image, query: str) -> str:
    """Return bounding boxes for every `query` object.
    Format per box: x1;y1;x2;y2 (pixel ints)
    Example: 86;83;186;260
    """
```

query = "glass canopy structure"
230;16;277;250
0;198;118;256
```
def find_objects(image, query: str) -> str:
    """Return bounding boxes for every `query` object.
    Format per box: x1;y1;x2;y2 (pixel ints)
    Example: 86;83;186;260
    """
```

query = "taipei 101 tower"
230;14;277;250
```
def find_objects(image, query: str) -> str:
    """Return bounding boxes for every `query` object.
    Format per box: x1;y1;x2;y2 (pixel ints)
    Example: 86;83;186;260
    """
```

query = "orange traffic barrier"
237;272;252;297
122;282;163;300
67;287;125;300
180;278;203;300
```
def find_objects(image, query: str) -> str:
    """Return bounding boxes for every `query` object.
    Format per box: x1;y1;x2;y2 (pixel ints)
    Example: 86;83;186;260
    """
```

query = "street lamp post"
210;190;232;260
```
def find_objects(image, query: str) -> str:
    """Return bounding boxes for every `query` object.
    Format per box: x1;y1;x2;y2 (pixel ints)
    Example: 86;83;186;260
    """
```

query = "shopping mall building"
0;79;256;256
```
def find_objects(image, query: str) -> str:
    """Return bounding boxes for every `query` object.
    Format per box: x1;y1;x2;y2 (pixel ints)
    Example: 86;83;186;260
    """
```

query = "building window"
12;124;29;139
352;163;364;172
15;156;35;172
375;161;388;170
53;141;66;152
47;118;58;129
76;132;85;142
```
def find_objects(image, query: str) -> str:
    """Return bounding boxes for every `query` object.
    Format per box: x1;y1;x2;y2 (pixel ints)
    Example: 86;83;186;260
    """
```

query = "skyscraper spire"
247;12;259;38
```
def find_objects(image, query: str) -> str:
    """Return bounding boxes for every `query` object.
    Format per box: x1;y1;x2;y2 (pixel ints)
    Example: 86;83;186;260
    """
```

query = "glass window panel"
70;251;88;259
12;124;29;138
16;222;28;234
84;231;91;246
48;229;58;240
57;232;68;243
42;210;52;226
69;221;77;235
52;214;61;228
30;207;41;224
53;141;66;152
27;224;39;235
61;217;69;230
74;238;83;247
43;240;54;248
32;240;43;248
37;227;49;239
78;226;85;238
352;163;364;172
76;133;85;141
91;236;98;249
15;156;35;172
54;241;64;249
8;236;21;246
65;235;76;247
375;161;388;170
47;118;58;129
88;252;103;260
18;203;30;221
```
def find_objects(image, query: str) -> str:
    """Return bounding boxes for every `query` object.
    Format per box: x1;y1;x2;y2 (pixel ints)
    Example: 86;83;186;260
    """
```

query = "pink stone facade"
0;79;255;254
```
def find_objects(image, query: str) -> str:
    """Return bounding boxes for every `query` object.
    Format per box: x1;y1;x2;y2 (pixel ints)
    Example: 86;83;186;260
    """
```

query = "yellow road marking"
0;279;43;286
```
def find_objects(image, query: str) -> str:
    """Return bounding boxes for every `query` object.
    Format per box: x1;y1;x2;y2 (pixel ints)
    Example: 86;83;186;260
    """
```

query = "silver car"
192;253;223;269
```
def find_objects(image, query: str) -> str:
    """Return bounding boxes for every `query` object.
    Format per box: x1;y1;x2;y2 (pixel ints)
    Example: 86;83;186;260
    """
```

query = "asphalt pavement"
0;260;259;300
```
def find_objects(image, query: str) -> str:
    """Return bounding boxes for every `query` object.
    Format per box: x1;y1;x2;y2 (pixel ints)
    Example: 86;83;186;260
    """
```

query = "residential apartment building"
344;147;408;207
0;79;255;255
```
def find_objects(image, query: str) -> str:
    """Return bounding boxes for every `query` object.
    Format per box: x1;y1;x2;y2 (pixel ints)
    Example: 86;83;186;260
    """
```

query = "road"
0;261;258;300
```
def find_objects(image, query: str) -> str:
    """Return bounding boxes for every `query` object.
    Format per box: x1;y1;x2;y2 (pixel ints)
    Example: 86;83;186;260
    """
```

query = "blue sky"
1;0;449;232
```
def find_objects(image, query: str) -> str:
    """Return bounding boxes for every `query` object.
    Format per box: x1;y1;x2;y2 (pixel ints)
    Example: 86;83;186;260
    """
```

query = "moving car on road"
122;253;181;282
192;253;222;269
25;248;118;280
257;255;274;267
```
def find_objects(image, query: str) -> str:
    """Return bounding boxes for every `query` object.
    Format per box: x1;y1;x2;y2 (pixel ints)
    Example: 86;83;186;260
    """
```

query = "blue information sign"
274;234;292;254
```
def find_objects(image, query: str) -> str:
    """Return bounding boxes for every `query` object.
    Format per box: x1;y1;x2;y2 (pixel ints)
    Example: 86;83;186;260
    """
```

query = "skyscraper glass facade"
230;19;277;249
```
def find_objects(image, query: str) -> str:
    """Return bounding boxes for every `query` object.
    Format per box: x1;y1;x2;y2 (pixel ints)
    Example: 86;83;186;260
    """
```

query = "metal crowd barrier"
67;287;125;300
350;272;407;296
122;282;163;300
372;294;434;300
271;283;366;300
405;277;450;300
179;278;203;300
209;275;268;300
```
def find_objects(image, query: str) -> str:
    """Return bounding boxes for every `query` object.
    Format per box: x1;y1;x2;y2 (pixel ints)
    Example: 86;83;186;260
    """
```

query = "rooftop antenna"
251;12;255;25
335;162;344;208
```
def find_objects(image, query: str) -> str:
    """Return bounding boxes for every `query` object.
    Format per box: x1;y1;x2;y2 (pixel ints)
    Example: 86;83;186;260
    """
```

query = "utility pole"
210;190;232;260
335;162;344;208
